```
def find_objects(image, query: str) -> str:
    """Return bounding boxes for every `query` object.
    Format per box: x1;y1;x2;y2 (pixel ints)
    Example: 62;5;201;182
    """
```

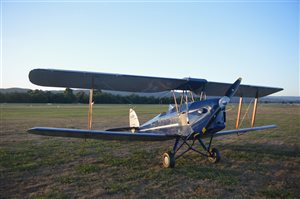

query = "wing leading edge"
29;68;283;97
214;125;277;137
28;127;176;141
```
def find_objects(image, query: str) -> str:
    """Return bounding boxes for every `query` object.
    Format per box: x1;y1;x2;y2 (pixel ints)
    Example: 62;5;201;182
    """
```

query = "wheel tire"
162;151;175;168
208;148;221;163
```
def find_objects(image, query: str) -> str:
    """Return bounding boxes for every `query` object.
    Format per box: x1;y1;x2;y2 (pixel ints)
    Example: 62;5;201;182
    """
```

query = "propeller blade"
225;77;242;98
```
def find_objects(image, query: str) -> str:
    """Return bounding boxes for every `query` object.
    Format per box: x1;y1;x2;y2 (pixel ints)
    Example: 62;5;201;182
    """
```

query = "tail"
129;108;140;128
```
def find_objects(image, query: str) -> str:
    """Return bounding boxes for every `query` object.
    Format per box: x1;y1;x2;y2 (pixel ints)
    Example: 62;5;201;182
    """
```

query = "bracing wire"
239;98;254;128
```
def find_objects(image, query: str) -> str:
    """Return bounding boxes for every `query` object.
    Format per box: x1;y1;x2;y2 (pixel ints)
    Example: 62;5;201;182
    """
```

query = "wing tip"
27;127;39;135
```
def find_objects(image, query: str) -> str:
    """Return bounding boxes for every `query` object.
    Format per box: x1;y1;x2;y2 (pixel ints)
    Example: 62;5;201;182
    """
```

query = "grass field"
0;103;299;198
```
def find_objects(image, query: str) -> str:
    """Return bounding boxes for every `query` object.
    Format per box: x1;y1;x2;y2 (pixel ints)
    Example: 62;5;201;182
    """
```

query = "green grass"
0;103;299;198
58;175;78;184
76;164;101;174
260;188;294;198
34;191;69;199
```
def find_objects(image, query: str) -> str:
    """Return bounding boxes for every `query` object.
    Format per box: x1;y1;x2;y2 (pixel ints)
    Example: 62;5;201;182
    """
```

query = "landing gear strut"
162;134;221;168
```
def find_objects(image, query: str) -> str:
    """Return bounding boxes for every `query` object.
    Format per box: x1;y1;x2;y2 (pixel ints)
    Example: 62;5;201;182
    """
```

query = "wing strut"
200;91;206;101
172;91;179;113
88;88;94;130
235;96;243;129
251;96;258;127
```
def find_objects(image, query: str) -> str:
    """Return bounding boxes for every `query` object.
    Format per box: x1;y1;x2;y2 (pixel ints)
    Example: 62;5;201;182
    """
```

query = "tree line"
0;88;175;104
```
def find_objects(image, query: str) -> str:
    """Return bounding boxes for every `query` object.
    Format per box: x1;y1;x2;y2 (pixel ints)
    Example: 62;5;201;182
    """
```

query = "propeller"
201;78;242;134
225;77;242;98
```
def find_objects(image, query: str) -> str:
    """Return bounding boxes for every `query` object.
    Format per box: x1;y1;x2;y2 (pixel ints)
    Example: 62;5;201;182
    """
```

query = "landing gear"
208;148;221;163
162;134;220;168
162;151;175;168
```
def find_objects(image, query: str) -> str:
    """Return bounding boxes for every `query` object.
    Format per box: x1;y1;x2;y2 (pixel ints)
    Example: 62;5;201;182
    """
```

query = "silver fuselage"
140;98;226;138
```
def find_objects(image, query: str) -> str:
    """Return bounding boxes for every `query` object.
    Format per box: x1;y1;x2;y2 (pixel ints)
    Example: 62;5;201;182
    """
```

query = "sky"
1;1;299;96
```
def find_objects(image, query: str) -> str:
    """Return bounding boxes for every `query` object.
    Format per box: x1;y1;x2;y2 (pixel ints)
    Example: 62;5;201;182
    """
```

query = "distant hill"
259;96;300;104
1;87;299;103
0;88;30;93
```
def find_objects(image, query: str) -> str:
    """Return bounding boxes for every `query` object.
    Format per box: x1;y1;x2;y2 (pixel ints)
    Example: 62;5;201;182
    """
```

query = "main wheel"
162;151;175;168
208;148;221;163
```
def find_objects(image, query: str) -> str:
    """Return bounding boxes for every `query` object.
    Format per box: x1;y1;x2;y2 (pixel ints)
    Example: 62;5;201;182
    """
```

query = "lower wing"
28;127;176;141
214;125;277;137
28;125;276;141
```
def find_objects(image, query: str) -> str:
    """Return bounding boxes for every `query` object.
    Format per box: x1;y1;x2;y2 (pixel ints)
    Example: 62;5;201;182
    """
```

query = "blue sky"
1;1;299;96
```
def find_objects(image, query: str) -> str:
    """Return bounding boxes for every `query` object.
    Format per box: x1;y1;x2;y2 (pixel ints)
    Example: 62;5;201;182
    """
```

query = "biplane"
28;69;283;168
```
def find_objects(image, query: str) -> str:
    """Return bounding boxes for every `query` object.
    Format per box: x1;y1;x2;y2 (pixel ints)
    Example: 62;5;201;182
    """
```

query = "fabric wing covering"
29;69;283;97
28;125;277;141
28;127;176;141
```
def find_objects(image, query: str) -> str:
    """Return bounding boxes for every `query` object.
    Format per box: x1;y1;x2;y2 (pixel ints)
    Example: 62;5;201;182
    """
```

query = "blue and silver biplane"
28;69;282;168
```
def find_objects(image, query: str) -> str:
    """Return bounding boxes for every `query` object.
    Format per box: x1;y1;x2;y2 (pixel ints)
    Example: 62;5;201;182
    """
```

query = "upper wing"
214;125;277;137
29;68;207;93
203;82;282;98
29;68;283;97
28;127;176;141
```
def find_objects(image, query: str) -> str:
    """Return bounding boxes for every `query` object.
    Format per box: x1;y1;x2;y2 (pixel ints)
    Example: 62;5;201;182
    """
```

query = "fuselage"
140;98;226;138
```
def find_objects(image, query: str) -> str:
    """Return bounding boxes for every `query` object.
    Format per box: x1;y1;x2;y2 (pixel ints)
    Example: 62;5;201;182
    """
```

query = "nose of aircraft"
219;96;230;108
200;78;242;134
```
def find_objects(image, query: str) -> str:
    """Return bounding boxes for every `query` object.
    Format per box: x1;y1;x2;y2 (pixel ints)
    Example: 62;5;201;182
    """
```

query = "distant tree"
27;90;47;103
76;91;88;103
45;91;54;103
0;92;5;103
0;88;177;104
52;93;66;103
6;92;29;103
64;88;76;103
